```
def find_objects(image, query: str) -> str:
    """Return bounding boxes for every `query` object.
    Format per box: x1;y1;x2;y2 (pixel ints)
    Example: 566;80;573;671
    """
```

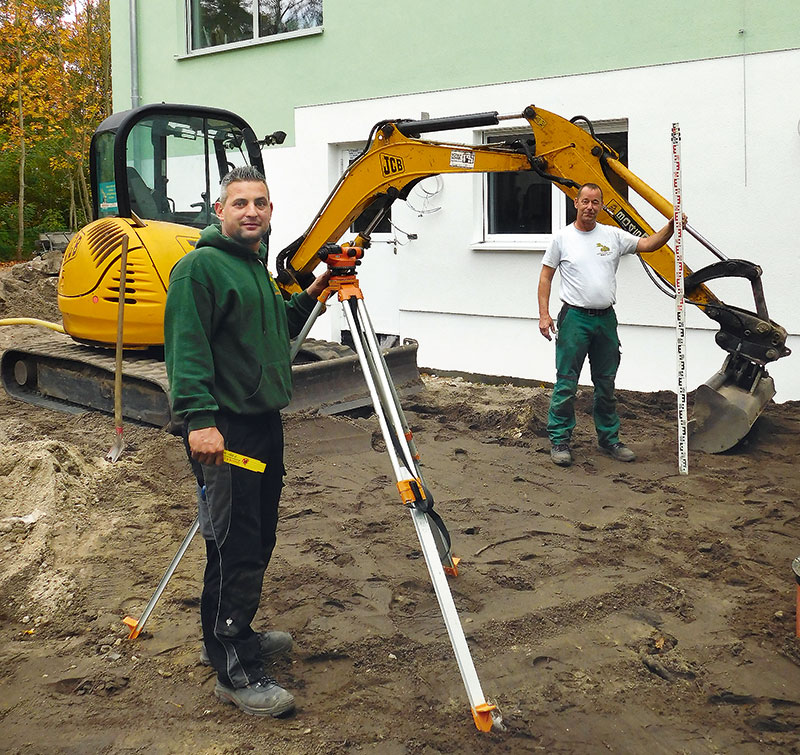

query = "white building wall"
262;50;800;401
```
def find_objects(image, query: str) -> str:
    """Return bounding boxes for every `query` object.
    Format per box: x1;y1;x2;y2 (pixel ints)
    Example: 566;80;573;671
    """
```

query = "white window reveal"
189;0;323;53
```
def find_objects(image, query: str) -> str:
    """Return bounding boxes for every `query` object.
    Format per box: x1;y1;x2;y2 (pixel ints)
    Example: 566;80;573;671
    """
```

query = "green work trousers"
547;305;621;447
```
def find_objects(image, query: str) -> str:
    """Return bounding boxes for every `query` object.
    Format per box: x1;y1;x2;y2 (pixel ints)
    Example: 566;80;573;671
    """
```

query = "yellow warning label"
223;450;266;473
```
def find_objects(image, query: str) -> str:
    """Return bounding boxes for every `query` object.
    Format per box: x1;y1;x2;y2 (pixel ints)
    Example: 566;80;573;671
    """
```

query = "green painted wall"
112;0;799;140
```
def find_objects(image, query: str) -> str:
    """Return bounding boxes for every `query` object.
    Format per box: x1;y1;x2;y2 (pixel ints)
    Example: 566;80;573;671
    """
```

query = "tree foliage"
0;0;111;259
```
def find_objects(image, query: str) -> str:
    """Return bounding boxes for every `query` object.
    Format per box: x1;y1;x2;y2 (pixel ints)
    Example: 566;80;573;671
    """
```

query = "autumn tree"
0;0;110;259
55;0;112;230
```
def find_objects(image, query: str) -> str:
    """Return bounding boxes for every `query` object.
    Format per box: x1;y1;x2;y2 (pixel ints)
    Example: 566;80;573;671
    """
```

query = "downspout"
130;0;141;108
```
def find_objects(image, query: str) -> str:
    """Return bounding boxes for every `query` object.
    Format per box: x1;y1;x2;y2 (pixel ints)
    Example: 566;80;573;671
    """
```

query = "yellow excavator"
0;104;789;451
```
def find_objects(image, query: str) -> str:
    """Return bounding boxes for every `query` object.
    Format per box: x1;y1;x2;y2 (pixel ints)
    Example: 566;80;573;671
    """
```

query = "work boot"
214;675;295;717
201;630;293;666
599;442;636;462
550;443;573;467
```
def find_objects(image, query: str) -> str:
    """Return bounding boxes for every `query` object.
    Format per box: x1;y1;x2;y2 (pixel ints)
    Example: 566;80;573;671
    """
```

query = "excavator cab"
90;103;264;227
58;104;265;347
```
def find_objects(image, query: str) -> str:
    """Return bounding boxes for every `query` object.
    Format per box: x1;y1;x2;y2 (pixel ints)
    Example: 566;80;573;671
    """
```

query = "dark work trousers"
184;411;285;689
547;305;622;447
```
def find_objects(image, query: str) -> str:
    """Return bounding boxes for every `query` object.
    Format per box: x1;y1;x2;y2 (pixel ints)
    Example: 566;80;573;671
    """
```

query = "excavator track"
2;332;172;427
1;331;422;429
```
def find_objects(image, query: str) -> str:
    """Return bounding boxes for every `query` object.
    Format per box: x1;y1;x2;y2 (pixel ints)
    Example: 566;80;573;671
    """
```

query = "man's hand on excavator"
189;426;225;466
539;313;556;341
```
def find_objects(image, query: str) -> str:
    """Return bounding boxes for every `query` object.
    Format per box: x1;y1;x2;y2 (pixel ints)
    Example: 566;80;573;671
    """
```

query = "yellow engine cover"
58;217;200;348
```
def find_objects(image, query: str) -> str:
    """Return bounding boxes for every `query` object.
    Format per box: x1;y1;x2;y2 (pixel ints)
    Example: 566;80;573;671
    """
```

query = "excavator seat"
126;167;159;219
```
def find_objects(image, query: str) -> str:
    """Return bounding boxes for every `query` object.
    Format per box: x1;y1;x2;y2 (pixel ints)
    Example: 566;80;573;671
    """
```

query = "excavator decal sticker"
449;150;475;169
605;200;646;237
381;155;405;176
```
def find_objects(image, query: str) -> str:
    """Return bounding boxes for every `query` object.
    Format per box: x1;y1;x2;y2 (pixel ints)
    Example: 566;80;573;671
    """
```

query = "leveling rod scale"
672;123;689;475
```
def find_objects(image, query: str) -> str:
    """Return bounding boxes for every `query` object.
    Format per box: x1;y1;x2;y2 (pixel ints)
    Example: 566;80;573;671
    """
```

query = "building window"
483;123;628;244
189;0;323;52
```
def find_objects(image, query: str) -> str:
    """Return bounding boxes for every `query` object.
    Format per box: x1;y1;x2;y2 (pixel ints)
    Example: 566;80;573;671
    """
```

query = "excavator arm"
277;105;789;452
15;102;783;450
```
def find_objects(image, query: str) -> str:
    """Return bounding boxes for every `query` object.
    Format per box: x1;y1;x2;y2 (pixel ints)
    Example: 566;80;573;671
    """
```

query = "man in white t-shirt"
538;183;681;467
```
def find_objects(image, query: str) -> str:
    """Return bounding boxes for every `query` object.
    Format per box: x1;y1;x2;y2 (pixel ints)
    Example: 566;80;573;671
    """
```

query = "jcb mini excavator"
0;103;420;426
0;103;789;451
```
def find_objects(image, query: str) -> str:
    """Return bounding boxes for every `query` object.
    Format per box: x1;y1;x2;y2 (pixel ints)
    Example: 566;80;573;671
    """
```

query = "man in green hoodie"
164;165;329;718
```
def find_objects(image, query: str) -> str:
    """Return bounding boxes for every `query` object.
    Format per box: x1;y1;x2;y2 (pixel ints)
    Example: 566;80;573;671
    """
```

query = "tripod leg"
341;298;406;481
354;300;435;486
353;299;456;570
342;296;499;732
290;298;327;361
123;500;202;639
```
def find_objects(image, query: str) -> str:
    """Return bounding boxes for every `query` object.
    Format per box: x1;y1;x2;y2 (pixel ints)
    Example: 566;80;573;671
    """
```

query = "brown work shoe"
550;443;573;467
214;675;295;717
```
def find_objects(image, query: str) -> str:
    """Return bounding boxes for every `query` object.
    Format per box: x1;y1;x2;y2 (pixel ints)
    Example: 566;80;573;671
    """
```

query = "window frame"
479;127;565;250
183;0;323;57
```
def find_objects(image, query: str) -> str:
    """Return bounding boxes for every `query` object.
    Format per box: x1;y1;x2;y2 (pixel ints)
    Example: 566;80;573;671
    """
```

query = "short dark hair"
219;165;269;205
576;182;603;201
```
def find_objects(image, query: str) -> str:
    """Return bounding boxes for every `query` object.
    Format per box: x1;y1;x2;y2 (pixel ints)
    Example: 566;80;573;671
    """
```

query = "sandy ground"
0;258;799;754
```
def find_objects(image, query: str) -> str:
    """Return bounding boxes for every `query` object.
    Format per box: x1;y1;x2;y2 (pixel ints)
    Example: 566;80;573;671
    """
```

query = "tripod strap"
425;508;453;563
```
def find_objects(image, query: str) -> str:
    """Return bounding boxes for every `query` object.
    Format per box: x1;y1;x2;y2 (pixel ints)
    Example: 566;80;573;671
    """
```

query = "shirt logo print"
596;243;611;256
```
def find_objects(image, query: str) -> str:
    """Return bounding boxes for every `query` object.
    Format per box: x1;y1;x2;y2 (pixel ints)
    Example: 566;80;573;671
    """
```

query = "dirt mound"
0;252;63;323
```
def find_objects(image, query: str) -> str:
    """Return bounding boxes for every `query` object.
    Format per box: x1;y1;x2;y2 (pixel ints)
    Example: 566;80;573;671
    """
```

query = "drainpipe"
130;0;141;108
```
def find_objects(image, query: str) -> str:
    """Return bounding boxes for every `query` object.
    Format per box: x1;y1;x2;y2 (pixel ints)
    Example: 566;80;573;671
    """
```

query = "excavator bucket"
688;363;775;453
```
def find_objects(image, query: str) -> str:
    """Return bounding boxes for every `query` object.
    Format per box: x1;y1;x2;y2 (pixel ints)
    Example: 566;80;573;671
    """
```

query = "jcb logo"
381;154;405;176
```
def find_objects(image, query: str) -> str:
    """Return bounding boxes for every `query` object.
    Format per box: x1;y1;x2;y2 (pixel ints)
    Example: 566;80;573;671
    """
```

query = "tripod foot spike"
122;616;142;639
444;555;461;577
472;702;498;732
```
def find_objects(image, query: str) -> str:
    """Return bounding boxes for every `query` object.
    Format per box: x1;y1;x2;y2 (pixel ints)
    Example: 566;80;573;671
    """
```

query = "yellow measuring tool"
223;449;266;473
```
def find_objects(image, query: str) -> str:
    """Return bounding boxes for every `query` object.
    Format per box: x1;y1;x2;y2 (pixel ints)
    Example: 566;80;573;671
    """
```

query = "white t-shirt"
542;223;640;309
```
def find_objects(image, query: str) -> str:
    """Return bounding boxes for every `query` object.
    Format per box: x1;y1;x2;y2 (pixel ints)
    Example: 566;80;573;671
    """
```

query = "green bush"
0;135;74;260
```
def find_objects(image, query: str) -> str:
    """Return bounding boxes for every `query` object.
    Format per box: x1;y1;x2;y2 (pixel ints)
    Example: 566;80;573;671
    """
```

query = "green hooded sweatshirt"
164;225;315;431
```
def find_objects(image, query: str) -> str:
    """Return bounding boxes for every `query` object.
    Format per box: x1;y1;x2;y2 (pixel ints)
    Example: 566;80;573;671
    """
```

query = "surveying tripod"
294;243;500;732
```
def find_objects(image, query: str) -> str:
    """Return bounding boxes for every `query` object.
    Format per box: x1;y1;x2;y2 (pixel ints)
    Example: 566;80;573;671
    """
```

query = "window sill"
470;240;550;253
177;26;323;60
